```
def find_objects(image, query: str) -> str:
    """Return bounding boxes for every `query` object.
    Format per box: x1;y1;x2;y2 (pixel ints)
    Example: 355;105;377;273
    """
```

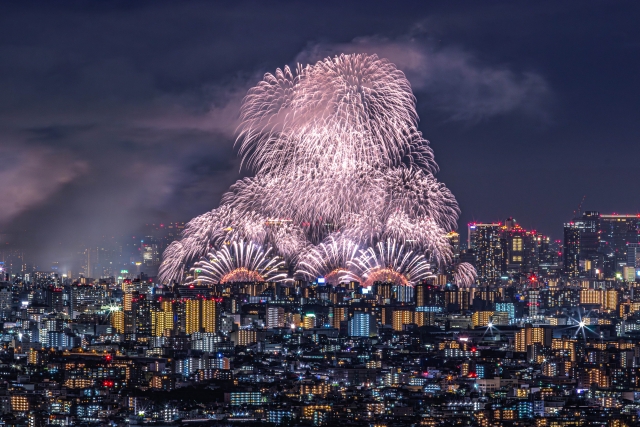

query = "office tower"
628;243;640;270
502;218;540;274
266;306;285;329
45;287;64;313
563;223;581;278
577;211;601;257
141;236;161;270
600;214;640;274
468;223;503;284
564;211;602;277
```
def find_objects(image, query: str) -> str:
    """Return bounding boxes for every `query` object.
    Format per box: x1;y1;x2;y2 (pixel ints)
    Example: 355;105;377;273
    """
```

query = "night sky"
1;1;639;266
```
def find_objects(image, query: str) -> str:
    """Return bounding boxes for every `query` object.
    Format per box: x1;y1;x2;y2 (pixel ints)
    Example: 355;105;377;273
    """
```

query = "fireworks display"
159;53;461;286
296;236;361;285
187;240;286;284
348;238;433;287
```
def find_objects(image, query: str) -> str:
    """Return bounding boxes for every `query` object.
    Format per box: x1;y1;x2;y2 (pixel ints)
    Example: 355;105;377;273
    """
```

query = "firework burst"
349;238;433;287
296;236;361;285
187;240;286;285
160;53;460;284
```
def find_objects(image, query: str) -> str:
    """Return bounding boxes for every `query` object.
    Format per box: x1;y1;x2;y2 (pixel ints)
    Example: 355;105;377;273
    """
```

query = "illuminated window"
512;256;522;262
513;238;523;251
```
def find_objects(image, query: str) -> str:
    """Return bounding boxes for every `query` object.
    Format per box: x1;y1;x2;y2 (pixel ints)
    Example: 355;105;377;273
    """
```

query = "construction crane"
573;195;586;219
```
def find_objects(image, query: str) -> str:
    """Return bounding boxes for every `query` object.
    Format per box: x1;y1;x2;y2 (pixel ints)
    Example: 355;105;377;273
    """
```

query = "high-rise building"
392;309;413;331
564;211;601;278
515;325;552;352
563;223;581;278
348;312;375;337
415;283;444;311
628;243;640;268
501;218;540;274
331;306;347;329
201;299;219;333
447;231;460;259
468;223;503;284
600;214;640;274
266;306;285;329
185;299;201;335
151;310;174;337
111;310;124;334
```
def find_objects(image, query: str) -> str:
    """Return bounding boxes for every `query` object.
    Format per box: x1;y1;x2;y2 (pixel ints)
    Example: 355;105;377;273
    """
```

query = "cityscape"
2;212;640;426
1;2;640;427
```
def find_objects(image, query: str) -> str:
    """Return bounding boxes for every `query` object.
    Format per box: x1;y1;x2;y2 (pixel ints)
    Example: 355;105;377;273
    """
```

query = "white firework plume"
223;171;385;243
341;212;384;246
161;53;460;283
296;236;361;285
268;221;308;262
187;240;286;284
158;206;270;284
453;262;477;288
348;238;433;287
238;53;435;176
384;166;459;231
382;211;453;266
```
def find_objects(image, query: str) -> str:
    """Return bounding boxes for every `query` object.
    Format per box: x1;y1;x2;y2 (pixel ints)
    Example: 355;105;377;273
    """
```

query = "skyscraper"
600;214;640;274
468;223;503;285
563;223;581;278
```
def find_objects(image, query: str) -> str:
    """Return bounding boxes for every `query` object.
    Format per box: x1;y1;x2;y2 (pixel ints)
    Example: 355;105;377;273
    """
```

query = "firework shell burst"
348;238;434;288
296;236;361;285
187;240;287;285
159;53;460;284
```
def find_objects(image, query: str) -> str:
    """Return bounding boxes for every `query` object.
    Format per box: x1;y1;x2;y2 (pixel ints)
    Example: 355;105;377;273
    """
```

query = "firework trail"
187;240;286;285
348;238;433;288
159;53;459;284
296;235;361;285
453;262;478;288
